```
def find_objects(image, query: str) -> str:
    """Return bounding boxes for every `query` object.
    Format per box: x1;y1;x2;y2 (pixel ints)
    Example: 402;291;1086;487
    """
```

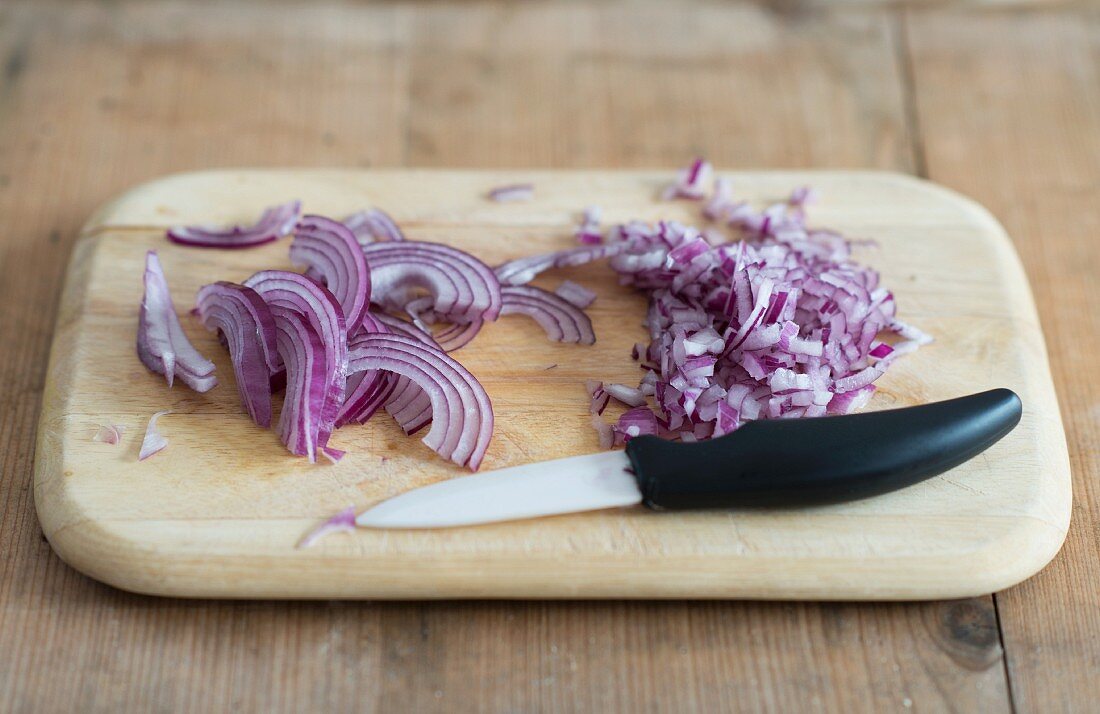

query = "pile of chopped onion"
139;162;926;468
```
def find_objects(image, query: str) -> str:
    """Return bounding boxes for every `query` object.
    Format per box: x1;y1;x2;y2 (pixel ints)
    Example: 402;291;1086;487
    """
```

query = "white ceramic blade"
356;450;641;528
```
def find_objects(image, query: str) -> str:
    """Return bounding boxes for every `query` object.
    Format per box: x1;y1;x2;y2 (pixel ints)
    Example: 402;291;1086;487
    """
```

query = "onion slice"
347;333;493;470
362;241;503;323
500;286;595;345
290;215;371;333
244;271;347;456
554;280;596;308
137;251;217;392
167;200;301;249
343;208;405;244
298;506;357;548
139;410;172;460
195;282;279;427
93;424;124;445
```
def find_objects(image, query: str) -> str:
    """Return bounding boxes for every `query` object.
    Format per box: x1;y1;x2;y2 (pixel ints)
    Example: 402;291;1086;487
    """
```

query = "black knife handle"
624;389;1022;510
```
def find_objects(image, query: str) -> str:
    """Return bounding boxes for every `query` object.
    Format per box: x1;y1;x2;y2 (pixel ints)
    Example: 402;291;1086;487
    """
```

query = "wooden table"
0;1;1095;711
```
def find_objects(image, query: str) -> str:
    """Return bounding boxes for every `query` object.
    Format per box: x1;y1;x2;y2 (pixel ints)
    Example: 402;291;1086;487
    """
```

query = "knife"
356;388;1022;529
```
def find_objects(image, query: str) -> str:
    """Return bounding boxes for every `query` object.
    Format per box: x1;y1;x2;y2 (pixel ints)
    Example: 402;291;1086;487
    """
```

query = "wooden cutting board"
34;170;1071;600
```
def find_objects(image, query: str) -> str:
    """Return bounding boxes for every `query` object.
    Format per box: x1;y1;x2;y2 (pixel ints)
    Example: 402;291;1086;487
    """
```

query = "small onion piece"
662;158;713;200
343;208;406;244
298;506;357;548
195;282;280;427
495;242;625;287
244;270;347;455
93;424;124;445
139;410;172;461
576;205;603;245
487;183;535;202
137;250;217;392
362;241;503;323
347;333;493;470
167;200;301;249
290;215;371;333
554;280;597;309
500;286;595;345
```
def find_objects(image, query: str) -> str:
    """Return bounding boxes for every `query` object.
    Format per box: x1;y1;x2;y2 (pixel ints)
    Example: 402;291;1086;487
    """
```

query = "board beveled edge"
33;169;1073;600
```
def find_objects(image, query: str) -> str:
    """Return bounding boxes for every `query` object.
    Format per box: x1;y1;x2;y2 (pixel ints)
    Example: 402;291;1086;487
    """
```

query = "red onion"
93;424;124;445
139;410;172;460
167;200;301;249
662;158;713;200
290;215;371;333
272;309;329;462
500;286;595;345
343;208;405;244
593;172;929;445
244;270;347;456
347;333;493;470
495;243;625;287
487;183;535;202
137;251;217;392
362;241;502;323
555;280;597;309
576;205;603;245
298;506;357;548
195;282;280;428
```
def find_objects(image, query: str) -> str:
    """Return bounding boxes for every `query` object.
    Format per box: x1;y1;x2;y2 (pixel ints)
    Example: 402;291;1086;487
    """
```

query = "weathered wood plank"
0;0;1027;711
907;7;1100;712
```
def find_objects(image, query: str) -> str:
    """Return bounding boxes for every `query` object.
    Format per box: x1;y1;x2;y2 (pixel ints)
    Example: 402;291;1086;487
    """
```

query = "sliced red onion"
434;319;485;352
167;200;301;249
662;158;713;200
244;271;347;456
298;506;357;548
93;424;124;445
488;183;535;202
347;333;493;470
139;410;172;461
290;215;371;333
338;318;396;427
576;205;603;245
137;251;217;392
195;282;279;428
500;286;595;345
362;241;503;323
271;309;329;462
554;280;596;309
343;208;405;244
297;503;356;547
495;242;625;287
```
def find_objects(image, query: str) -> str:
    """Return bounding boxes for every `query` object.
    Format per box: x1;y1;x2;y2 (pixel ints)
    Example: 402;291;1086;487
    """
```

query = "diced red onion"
488;183;535;202
139;410;172;460
576;205;603;245
704;178;735;221
347;333;494;470
167;200;301;249
662;158;713;200
500;286;595;345
554;280;596;309
290;215;371;333
343;208;406;244
195;282;280;428
137;251;217;392
298;506;357;548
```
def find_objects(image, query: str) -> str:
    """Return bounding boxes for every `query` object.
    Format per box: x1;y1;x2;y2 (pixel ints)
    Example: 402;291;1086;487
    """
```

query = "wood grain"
36;169;1069;600
906;8;1100;712
0;0;1091;710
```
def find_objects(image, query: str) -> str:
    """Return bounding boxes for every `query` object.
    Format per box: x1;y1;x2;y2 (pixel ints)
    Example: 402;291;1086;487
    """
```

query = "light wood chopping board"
34;170;1071;600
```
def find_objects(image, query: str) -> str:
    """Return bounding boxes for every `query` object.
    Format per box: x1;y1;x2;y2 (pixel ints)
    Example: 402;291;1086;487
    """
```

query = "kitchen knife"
357;388;1022;529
